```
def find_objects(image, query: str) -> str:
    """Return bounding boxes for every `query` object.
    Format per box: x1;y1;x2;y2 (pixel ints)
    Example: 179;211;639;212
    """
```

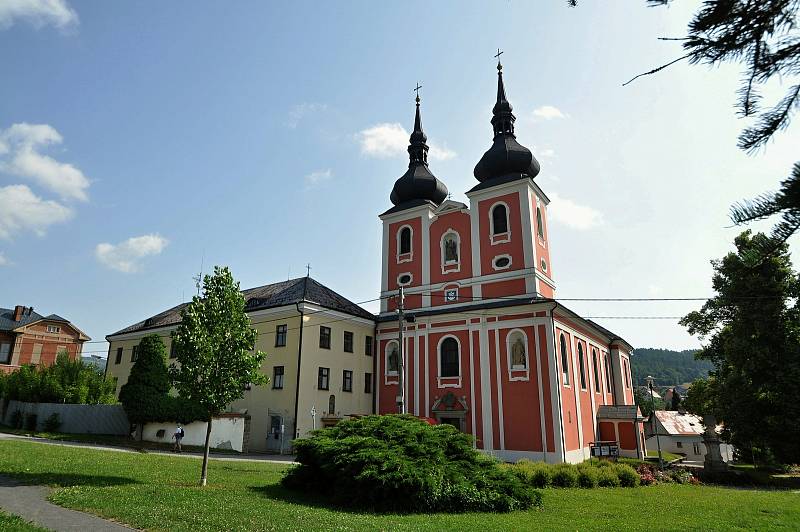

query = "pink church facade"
374;62;645;463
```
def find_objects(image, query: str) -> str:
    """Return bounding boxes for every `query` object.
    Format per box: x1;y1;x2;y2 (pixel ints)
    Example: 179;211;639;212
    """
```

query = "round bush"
551;463;579;488
597;467;621;487
613;464;640;487
282;415;542;513
577;465;599;488
510;460;552;488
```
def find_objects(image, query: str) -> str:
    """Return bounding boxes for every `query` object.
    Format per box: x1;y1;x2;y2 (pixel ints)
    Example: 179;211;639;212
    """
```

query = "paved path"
0;432;297;464
0;475;134;531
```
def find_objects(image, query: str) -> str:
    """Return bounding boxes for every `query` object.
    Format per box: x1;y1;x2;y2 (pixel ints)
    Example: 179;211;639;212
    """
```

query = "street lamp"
646;375;664;470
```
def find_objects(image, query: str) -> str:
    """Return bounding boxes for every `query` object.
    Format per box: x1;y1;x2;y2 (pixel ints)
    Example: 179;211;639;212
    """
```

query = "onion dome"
390;95;449;207
473;61;540;183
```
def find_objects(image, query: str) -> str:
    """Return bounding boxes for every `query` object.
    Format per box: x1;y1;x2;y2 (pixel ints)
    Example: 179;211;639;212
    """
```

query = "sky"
1;0;798;358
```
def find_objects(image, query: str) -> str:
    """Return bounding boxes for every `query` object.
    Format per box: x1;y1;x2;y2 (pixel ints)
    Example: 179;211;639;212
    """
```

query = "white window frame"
396;225;414;263
384;340;399;380
536;203;546;246
46;325;60;334
560;333;570;387
0;343;10;364
396;272;413;286
506;329;530;381
576;341;587;390
492;253;513;271
489;201;511;244
440;229;461;274
436;334;462;388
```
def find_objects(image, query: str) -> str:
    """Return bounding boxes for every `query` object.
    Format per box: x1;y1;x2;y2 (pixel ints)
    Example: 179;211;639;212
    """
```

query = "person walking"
172;423;185;453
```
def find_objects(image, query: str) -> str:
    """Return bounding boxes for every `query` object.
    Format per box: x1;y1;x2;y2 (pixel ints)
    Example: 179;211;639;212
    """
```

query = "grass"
1;439;799;531
0;510;47;531
647;450;683;462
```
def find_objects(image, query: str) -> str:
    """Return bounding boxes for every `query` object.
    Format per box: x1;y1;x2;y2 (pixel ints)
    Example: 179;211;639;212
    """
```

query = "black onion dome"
390;96;449;206
474;62;540;183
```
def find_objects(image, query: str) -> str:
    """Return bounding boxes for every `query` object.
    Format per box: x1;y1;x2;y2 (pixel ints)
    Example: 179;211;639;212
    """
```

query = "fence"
2;400;130;435
143;413;250;452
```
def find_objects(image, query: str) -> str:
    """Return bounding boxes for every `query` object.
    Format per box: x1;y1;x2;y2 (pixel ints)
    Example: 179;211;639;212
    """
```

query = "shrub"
24;413;37;431
613;464;640;487
42;412;61;432
10;410;23;429
597;467;621;487
577;465;599;488
637;463;656;485
551;463;579;488
282;415;542;513
510;460;553;488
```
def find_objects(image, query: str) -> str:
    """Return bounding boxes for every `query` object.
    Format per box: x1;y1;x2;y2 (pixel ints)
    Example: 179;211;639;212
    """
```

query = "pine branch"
738;84;800;152
622;53;692;86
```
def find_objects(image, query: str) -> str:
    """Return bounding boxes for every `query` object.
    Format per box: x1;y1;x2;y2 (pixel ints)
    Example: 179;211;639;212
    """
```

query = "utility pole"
646;375;664;470
397;286;406;414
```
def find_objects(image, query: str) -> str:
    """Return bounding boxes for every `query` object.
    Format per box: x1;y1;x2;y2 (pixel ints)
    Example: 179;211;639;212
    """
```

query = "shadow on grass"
248;484;409;516
0;472;139;489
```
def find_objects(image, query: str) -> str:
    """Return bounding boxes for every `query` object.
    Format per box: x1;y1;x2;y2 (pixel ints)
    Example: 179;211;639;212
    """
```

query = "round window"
540;259;548;272
494;256;510;269
398;274;412;285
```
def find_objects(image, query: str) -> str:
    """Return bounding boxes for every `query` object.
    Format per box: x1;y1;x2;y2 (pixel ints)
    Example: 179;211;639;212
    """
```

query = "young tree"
171;266;267;486
119;334;171;439
680;231;800;464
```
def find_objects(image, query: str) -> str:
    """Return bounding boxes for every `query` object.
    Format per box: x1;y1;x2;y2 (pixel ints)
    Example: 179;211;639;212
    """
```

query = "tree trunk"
200;417;213;486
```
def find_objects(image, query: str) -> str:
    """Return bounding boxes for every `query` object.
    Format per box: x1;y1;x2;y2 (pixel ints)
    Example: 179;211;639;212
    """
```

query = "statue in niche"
511;337;526;368
444;237;458;262
388;347;399;372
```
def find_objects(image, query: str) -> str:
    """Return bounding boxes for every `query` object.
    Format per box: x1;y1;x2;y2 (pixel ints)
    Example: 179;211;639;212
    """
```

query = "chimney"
13;305;25;321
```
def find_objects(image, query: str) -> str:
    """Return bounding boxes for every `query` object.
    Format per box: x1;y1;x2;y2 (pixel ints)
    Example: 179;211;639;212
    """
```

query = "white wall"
143;416;246;452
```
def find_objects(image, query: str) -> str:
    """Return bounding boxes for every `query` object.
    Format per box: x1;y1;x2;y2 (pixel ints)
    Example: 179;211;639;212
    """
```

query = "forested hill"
630;348;712;387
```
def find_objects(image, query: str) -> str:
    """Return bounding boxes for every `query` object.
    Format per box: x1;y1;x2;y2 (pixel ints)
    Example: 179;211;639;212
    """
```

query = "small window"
439;337;459;377
343;370;353;392
592;349;600;392
604;355;613;394
624;359;631;388
536;207;544;239
442;233;459;263
509;332;527;370
364;372;372;393
492;204;508;235
115;347;123;365
273;366;285;389
46;325;60;333
131;345;139;363
318;367;330;390
398;273;412;285
693;442;701;455
0;343;10;364
676;441;683;449
169;342;177;359
493;255;511;270
399;226;411;255
386;342;399;374
319;326;331;349
365;336;373;356
559;334;570;386
275;324;287;347
541;259;548;272
578;343;587;390
343;331;354;353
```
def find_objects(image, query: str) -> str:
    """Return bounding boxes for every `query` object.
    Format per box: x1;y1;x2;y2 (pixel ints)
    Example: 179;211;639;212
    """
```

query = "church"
374;59;645;463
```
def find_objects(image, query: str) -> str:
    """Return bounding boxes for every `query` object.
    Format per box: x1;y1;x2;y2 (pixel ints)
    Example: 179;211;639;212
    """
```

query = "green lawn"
0;510;47;532
0;440;798;531
647;450;683;462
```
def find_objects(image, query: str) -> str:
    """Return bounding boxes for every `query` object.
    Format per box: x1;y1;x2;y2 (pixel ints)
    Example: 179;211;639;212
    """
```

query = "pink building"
374;62;645;463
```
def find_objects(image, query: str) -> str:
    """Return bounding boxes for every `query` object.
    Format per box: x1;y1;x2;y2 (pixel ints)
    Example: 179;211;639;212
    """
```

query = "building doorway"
439;417;463;431
267;414;283;452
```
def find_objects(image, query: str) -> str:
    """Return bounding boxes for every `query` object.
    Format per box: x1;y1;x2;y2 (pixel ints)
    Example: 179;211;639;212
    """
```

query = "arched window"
491;203;508;235
624;359;631;388
604;354;612;395
386;341;399;374
439;337;459;377
559;334;570;385
441;231;460;270
508;331;527;370
592;348;600;392
536;207;544;239
399;226;411;255
328;394;336;415
578;343;587;390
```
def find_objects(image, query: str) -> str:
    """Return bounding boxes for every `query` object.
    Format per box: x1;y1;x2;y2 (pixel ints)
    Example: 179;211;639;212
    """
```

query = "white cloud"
0;184;73;239
537;147;556;158
287;103;328;129
95;234;169;273
0;123;89;201
532;105;567;121
358;123;456;162
548;192;603;230
304;168;332;188
0;0;78;30
0;252;8;266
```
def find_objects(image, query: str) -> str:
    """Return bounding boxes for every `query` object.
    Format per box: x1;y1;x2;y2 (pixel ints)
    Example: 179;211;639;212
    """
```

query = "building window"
592;348;600;392
693;442;701;455
319;326;331;349
491;203;509;234
131;345;139;363
560;334;570;386
364;373;372;393
273;366;285;389
439;337;459;377
328;394;336;415
365;335;373;356
442;232;459;264
536;207;545;239
342;370;353;392
386;341;399;374
46;325;60;333
399;226;412;255
508;331;527;370
0;343;10;364
677;441;683;449
115;347;123;365
492;254;512;271
343;331;354;353
318;367;330;390
604;354;613;394
31;344;42;364
624;359;631;388
578;343;587;390
275;324;287;347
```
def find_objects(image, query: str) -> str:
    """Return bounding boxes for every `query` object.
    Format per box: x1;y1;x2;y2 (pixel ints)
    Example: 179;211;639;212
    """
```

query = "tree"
670;389;682;411
171;266;267;486
119;334;171;439
680;231;800;464
634;386;665;417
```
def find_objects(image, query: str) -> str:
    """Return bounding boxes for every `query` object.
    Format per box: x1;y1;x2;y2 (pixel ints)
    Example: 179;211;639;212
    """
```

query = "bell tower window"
536;207;545;240
397;225;413;263
489;202;511;244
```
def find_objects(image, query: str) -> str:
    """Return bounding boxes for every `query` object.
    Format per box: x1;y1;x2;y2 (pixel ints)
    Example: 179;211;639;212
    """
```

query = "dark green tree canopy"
119;334;171;425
